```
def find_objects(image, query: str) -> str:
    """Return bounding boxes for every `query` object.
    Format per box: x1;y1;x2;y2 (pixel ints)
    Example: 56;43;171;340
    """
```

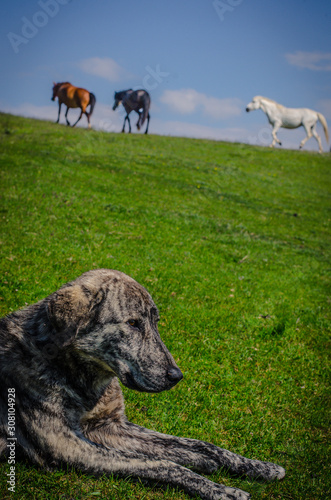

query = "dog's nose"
167;367;183;383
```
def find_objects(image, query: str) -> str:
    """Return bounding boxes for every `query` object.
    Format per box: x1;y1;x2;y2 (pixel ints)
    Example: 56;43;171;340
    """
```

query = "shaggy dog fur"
0;269;285;499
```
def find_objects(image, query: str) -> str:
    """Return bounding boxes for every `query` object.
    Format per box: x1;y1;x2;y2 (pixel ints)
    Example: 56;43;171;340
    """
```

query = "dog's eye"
127;319;139;329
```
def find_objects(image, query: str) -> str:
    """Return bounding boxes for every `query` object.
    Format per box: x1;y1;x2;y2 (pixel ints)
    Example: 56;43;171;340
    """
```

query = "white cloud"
285;51;331;71
1;102;55;121
160;89;242;119
77;57;133;82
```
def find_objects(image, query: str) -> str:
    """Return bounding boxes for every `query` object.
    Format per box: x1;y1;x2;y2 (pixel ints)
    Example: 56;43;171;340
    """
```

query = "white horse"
246;96;329;153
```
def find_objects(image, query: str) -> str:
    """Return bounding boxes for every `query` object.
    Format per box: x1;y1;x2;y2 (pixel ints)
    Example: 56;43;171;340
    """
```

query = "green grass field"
0;112;330;499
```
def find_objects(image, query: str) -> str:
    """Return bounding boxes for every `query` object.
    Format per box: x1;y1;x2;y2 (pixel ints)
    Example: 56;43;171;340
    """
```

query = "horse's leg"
136;111;141;130
311;124;323;153
72;111;83;127
145;113;150;135
85;112;92;129
81;102;91;129
271;123;282;147
85;113;92;128
127;114;131;133
56;102;62;123
121;115;127;133
65;107;71;126
299;123;312;150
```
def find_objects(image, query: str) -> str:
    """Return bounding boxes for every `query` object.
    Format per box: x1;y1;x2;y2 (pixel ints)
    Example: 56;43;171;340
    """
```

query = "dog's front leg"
85;421;285;482
125;423;285;481
23;424;250;500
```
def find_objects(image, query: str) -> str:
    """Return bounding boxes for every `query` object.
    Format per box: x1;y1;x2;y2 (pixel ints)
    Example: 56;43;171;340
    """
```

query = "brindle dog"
0;269;285;499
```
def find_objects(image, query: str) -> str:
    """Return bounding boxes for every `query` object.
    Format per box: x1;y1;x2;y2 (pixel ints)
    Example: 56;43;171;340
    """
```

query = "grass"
0;112;330;499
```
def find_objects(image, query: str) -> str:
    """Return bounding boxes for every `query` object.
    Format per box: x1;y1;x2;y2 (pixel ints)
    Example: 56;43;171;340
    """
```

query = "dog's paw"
261;462;285;481
248;460;285;482
221;486;251;500
210;485;250;500
272;464;286;480
224;486;251;499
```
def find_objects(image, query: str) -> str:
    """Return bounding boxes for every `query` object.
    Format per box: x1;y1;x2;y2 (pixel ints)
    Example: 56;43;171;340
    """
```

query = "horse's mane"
254;96;288;111
53;82;71;88
257;95;288;108
254;96;279;105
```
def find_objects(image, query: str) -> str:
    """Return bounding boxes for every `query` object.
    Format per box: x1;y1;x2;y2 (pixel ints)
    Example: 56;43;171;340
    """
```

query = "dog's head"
47;269;183;393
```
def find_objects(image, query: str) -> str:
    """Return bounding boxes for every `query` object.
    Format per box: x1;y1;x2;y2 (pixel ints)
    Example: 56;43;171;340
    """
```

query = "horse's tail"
140;93;151;127
317;112;329;144
88;92;96;117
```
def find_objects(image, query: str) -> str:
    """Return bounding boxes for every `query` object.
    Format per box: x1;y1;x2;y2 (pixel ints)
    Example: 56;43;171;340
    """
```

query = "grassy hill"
0;112;330;499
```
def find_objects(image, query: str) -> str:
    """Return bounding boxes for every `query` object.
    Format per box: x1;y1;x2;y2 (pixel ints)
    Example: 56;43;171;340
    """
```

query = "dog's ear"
47;284;103;346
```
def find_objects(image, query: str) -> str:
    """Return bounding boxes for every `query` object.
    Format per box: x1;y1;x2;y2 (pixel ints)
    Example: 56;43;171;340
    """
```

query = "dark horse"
52;82;96;128
112;89;151;134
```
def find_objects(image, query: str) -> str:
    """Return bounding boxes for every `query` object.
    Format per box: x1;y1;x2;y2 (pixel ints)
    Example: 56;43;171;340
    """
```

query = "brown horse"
51;82;96;128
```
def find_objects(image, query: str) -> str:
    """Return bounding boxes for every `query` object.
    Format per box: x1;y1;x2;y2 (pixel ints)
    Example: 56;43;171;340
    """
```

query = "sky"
1;0;331;151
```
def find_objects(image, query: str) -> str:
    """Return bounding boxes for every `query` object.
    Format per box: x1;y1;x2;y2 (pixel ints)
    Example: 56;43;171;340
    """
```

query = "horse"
112;89;151;134
246;96;329;153
51;82;96;129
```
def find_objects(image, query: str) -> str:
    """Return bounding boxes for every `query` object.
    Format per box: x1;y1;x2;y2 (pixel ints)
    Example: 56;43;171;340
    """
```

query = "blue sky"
1;0;331;150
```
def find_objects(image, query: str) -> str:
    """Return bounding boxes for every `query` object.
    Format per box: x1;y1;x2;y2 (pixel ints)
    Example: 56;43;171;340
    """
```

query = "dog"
0;269;285;499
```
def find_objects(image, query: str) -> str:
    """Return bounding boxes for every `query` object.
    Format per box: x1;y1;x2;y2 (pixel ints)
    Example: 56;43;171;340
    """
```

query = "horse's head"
113;91;126;111
51;82;60;101
246;96;262;112
112;90;133;110
51;82;71;101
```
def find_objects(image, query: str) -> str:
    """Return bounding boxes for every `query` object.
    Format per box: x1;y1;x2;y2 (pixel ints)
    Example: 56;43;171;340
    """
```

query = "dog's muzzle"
167;367;183;383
